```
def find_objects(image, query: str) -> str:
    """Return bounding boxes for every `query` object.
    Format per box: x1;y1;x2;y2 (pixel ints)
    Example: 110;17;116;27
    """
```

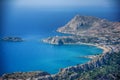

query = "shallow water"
0;37;103;75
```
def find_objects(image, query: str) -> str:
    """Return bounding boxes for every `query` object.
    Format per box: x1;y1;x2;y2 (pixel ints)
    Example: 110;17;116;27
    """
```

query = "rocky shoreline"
1;44;113;80
1;15;120;80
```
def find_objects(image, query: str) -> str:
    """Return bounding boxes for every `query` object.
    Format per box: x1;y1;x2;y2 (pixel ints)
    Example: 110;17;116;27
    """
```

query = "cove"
0;37;103;76
0;6;113;76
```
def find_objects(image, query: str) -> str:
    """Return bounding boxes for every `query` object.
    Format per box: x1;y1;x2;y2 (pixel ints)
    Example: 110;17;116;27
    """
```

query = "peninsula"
1;15;120;80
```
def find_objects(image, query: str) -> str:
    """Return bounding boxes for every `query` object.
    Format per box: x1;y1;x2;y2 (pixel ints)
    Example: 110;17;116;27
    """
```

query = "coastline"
2;14;119;79
76;43;111;54
1;42;112;79
1;41;117;80
59;42;111;55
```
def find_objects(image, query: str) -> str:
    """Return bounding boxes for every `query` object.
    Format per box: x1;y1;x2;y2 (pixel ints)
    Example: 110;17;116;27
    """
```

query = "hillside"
78;51;120;80
57;15;120;37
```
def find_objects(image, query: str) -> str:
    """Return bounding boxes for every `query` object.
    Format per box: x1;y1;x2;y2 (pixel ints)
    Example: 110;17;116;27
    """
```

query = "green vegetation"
78;52;120;80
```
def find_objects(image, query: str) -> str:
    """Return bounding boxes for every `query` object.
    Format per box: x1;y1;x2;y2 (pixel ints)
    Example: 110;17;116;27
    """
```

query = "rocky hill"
57;15;120;37
43;15;120;50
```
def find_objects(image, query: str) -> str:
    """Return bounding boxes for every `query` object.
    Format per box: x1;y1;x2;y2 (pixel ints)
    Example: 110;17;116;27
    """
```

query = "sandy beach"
63;42;111;54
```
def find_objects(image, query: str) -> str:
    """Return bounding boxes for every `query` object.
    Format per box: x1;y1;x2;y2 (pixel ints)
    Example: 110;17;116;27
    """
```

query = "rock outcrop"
43;36;77;45
1;37;23;42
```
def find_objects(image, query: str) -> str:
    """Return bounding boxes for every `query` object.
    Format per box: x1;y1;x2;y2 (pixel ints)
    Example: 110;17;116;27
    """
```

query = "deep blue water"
0;6;118;76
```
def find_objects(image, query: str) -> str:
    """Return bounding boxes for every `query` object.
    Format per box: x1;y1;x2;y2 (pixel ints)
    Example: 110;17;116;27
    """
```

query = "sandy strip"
78;43;110;53
64;42;111;54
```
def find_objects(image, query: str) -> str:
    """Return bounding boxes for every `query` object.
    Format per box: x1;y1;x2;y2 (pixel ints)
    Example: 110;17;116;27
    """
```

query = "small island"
1;37;24;42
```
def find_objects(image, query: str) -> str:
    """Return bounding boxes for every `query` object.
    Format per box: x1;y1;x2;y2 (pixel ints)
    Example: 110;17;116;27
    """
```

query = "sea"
0;4;119;76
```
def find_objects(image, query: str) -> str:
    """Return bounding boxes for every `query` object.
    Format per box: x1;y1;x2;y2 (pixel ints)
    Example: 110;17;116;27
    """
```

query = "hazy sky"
9;0;115;8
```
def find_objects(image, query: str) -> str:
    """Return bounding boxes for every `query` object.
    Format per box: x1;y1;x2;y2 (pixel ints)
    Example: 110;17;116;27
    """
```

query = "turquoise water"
0;4;117;75
0;36;103;75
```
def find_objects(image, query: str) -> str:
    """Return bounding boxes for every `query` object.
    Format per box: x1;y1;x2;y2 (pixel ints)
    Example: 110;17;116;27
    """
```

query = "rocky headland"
1;15;120;80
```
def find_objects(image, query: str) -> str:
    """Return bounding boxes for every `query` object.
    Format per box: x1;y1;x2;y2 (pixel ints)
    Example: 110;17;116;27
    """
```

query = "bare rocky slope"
57;15;120;37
